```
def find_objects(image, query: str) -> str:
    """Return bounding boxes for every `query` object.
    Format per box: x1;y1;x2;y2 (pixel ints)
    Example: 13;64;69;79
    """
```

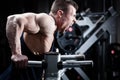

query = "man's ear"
57;10;64;18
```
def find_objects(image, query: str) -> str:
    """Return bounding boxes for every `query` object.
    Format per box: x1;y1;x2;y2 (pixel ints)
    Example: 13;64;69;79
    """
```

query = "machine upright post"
44;52;61;80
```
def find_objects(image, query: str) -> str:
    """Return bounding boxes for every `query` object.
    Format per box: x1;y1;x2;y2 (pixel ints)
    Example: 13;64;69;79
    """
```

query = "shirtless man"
6;0;78;79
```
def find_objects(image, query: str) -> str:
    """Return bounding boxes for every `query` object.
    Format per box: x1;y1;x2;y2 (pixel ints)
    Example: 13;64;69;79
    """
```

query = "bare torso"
23;30;54;55
18;13;56;55
24;14;56;55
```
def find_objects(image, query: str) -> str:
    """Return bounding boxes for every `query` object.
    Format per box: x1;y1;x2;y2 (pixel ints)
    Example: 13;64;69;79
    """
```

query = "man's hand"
11;54;28;68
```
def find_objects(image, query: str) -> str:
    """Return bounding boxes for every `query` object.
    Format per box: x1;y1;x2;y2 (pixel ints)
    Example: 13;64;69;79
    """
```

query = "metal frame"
75;7;117;55
28;53;93;80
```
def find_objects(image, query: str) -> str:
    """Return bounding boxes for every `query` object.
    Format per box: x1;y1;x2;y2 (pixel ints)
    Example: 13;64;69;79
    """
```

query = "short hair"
50;0;78;14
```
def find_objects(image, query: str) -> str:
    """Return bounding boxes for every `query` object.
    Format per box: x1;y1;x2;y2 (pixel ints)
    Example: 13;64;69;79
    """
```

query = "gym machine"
28;52;93;80
75;6;117;55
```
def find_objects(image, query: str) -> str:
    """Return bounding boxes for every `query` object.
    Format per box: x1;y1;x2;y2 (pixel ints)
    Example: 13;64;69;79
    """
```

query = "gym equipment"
75;6;117;55
28;52;93;80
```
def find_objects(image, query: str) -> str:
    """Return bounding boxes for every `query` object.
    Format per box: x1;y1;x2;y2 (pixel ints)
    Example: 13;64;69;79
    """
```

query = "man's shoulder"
36;13;53;22
7;12;36;20
36;13;50;18
10;12;49;19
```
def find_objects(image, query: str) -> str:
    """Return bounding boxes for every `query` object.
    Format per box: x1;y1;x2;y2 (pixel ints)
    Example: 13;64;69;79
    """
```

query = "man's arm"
6;15;24;55
6;15;28;68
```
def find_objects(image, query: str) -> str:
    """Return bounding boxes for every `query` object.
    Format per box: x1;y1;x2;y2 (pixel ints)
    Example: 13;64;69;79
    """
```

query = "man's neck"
49;12;57;25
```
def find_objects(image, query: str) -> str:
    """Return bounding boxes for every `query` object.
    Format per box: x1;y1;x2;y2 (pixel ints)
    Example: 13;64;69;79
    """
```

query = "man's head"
50;0;79;33
50;0;78;15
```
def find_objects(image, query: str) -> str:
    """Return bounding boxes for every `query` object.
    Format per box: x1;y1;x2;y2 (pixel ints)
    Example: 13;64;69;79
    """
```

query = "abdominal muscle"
23;32;54;55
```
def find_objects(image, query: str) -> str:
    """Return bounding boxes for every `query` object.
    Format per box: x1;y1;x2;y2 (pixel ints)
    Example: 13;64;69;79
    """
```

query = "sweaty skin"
6;5;77;68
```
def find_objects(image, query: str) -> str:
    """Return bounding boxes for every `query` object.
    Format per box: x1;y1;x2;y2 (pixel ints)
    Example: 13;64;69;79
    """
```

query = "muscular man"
6;0;78;79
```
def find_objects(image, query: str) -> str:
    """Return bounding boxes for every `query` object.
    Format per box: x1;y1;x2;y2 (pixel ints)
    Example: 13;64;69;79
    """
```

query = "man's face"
60;5;77;33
